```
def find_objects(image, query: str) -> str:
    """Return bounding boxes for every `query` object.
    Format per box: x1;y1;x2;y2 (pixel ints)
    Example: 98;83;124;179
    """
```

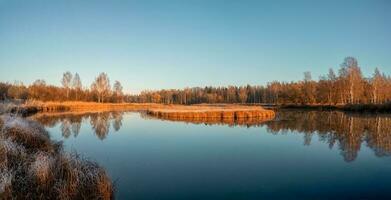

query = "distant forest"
1;57;391;105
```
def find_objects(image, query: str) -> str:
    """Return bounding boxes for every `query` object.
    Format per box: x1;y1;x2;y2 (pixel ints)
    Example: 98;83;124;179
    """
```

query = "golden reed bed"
146;104;275;121
143;113;275;127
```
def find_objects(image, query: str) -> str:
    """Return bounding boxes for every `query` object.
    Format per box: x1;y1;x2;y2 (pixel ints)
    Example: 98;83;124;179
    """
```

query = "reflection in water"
112;112;123;132
32;110;391;162
140;112;275;128
33;112;124;140
90;112;111;140
71;120;81;137
144;110;391;162
60;118;71;138
266;111;391;162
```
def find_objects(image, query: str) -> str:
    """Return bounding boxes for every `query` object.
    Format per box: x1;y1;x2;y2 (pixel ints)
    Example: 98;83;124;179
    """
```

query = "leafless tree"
91;73;111;103
72;73;82;101
113;80;123;103
62;71;73;100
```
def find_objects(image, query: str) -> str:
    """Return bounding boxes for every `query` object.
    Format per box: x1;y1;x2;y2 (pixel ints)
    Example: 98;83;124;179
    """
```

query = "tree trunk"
66;89;69;100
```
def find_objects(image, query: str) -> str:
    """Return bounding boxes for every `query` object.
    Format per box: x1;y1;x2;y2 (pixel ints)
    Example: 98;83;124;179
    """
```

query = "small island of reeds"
146;104;275;123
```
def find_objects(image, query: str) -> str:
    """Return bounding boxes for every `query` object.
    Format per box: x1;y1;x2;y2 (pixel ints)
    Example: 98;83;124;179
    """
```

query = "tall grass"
0;115;114;199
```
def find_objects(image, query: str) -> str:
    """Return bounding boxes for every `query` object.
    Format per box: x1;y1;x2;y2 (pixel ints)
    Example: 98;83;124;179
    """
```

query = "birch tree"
91;73;111;103
113;80;123;103
61;71;73;100
72;73;82;100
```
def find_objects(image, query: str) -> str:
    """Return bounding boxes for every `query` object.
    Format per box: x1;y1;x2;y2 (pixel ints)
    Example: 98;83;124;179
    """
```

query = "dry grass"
0;115;114;199
146;104;275;124
142;113;274;127
24;101;164;113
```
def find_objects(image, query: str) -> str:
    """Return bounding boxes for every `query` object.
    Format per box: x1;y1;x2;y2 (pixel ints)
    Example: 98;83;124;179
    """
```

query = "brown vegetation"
146;104;275;124
18;101;165;114
0;115;114;199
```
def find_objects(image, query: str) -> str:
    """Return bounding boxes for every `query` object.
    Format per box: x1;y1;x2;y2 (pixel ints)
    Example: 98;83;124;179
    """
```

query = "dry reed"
146;104;275;123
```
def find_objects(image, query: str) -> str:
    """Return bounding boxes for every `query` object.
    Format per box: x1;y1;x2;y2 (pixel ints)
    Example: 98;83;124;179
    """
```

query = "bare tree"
371;68;385;104
302;71;316;104
340;57;364;104
72;73;82;101
238;87;248;103
327;68;337;104
91;72;111;103
62;71;73;100
7;81;28;100
113;80;123;103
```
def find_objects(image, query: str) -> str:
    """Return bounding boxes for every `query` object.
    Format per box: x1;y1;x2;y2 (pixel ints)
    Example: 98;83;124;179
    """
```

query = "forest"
1;57;391;106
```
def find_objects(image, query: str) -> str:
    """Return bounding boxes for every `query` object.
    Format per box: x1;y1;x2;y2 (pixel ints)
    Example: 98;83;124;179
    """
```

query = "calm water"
33;111;391;199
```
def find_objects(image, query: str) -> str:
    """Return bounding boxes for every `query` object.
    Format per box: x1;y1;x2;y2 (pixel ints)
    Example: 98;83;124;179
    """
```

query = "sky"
0;0;390;94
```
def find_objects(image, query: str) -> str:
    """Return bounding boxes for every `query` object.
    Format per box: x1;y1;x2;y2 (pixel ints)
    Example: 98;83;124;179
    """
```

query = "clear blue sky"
0;0;390;94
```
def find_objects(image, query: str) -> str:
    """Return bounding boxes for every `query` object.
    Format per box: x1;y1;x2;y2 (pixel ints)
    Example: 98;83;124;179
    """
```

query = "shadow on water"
32;110;391;162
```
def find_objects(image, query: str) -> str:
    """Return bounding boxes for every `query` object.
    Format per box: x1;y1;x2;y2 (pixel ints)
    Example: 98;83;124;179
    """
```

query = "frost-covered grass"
0;115;114;199
0;103;16;115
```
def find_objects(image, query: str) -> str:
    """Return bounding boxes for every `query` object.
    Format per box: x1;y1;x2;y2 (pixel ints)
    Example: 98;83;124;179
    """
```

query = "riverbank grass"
0;115;114;199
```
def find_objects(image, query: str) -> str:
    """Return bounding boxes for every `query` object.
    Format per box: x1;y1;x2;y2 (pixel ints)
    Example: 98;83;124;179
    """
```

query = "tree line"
133;57;391;105
1;57;390;105
0;72;125;103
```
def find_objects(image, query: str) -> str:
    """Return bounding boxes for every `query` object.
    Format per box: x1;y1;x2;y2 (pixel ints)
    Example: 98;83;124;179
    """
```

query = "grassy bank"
0;115;114;199
7;101;167;116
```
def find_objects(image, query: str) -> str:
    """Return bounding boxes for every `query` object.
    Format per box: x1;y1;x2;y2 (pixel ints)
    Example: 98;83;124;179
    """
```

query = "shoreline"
4;101;391;118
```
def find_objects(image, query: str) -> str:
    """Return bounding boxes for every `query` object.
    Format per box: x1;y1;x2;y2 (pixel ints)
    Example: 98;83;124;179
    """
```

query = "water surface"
33;111;391;199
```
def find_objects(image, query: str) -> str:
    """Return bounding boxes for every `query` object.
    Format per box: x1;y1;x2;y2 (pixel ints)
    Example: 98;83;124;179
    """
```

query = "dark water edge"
32;110;391;199
277;103;391;113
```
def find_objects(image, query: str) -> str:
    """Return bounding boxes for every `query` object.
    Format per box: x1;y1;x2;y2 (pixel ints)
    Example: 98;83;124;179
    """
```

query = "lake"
32;110;391;199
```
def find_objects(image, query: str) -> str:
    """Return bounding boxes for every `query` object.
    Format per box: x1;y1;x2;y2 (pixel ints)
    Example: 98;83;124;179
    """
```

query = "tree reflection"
90;112;111;140
111;112;123;132
266;111;391;162
60;118;71;138
33;110;391;162
71;118;82;137
33;112;124;140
